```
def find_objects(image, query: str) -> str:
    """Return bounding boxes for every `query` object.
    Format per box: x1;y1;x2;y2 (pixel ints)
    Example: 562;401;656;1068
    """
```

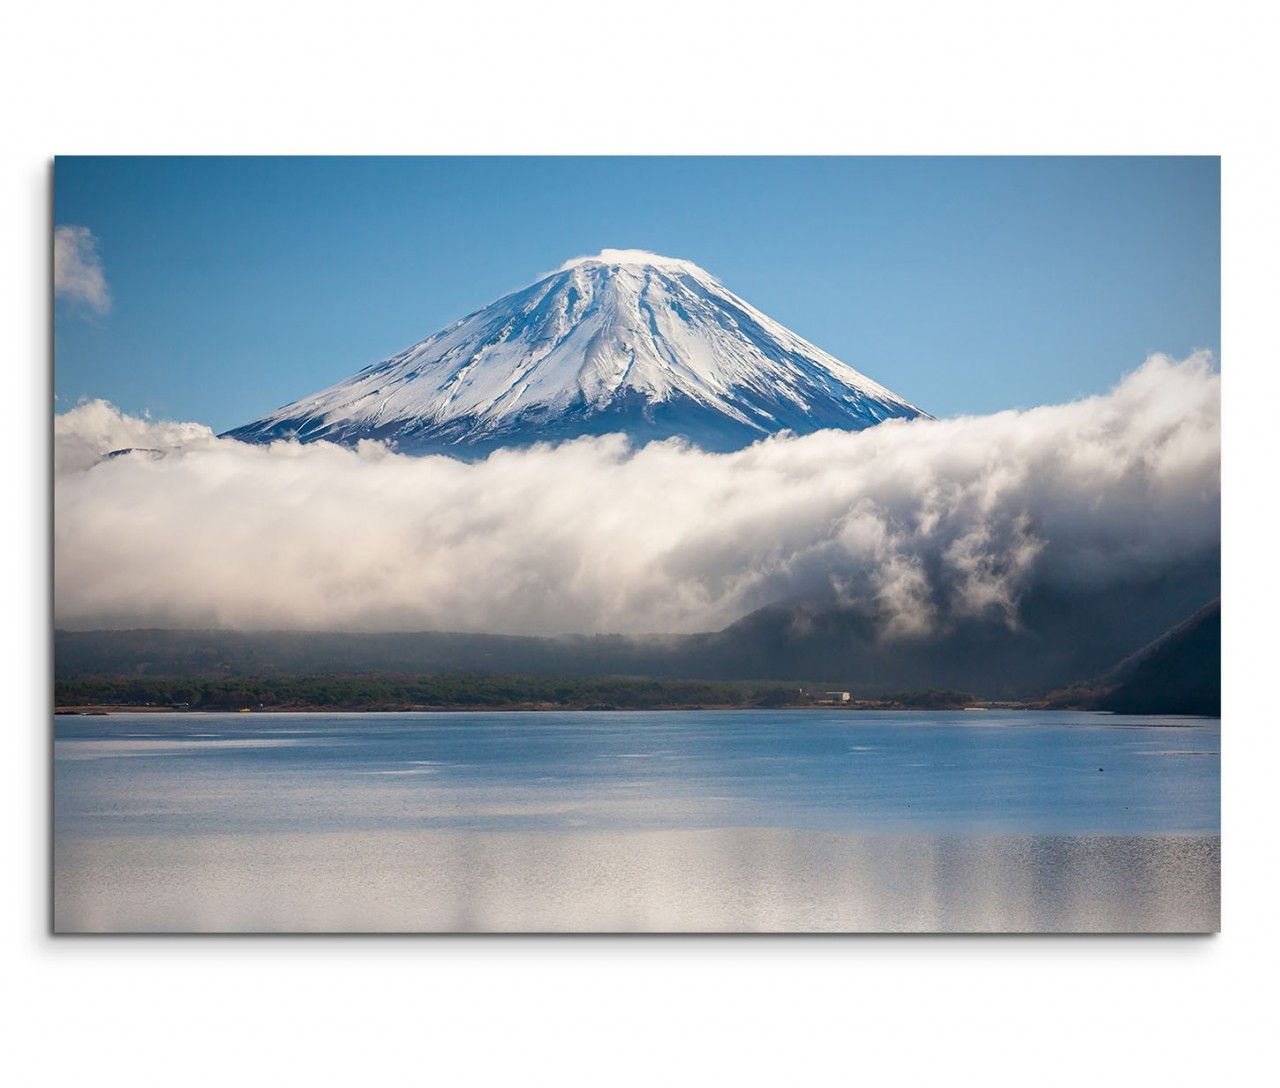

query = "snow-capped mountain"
223;249;928;455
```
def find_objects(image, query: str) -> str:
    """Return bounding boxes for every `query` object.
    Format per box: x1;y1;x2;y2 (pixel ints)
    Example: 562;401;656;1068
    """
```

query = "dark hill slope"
1047;600;1220;715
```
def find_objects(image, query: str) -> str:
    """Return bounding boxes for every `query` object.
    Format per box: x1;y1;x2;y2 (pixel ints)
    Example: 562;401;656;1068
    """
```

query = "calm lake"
53;709;1220;933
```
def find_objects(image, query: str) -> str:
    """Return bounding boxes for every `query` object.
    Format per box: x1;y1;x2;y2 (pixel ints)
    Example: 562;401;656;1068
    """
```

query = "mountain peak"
557;249;707;275
224;253;928;457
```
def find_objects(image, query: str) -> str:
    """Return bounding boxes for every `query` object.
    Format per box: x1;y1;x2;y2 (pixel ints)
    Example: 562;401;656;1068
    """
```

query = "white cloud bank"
53;225;111;314
53;354;1220;636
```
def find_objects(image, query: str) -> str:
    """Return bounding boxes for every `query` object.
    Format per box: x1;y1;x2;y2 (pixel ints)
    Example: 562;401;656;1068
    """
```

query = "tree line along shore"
54;674;996;713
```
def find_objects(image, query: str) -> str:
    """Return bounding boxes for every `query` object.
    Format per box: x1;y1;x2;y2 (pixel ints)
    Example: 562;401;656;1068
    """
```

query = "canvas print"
52;156;1220;932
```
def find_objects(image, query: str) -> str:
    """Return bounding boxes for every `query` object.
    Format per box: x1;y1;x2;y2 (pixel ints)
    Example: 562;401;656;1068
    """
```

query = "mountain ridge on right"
1045;599;1220;715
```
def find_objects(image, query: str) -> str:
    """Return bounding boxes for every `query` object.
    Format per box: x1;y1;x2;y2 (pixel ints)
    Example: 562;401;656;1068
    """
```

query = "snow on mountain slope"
223;249;929;455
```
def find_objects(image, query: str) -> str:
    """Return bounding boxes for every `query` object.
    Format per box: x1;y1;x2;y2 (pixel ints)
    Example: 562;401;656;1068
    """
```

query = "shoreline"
57;701;1065;715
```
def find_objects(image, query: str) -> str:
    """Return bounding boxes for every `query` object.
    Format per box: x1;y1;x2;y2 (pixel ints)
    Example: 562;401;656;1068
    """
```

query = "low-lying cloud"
53;354;1220;637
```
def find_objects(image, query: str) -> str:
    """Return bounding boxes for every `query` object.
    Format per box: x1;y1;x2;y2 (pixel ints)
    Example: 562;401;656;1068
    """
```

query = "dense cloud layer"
54;354;1220;636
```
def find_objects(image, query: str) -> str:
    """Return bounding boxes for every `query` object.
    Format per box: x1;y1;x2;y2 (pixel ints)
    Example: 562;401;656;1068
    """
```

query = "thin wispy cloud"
54;225;111;314
52;354;1220;637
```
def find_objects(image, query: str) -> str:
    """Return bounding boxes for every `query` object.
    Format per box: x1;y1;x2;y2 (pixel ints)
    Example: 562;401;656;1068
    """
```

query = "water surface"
53;709;1219;932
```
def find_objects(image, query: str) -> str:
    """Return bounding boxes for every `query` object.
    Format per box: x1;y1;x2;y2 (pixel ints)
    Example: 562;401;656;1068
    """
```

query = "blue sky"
54;157;1219;431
